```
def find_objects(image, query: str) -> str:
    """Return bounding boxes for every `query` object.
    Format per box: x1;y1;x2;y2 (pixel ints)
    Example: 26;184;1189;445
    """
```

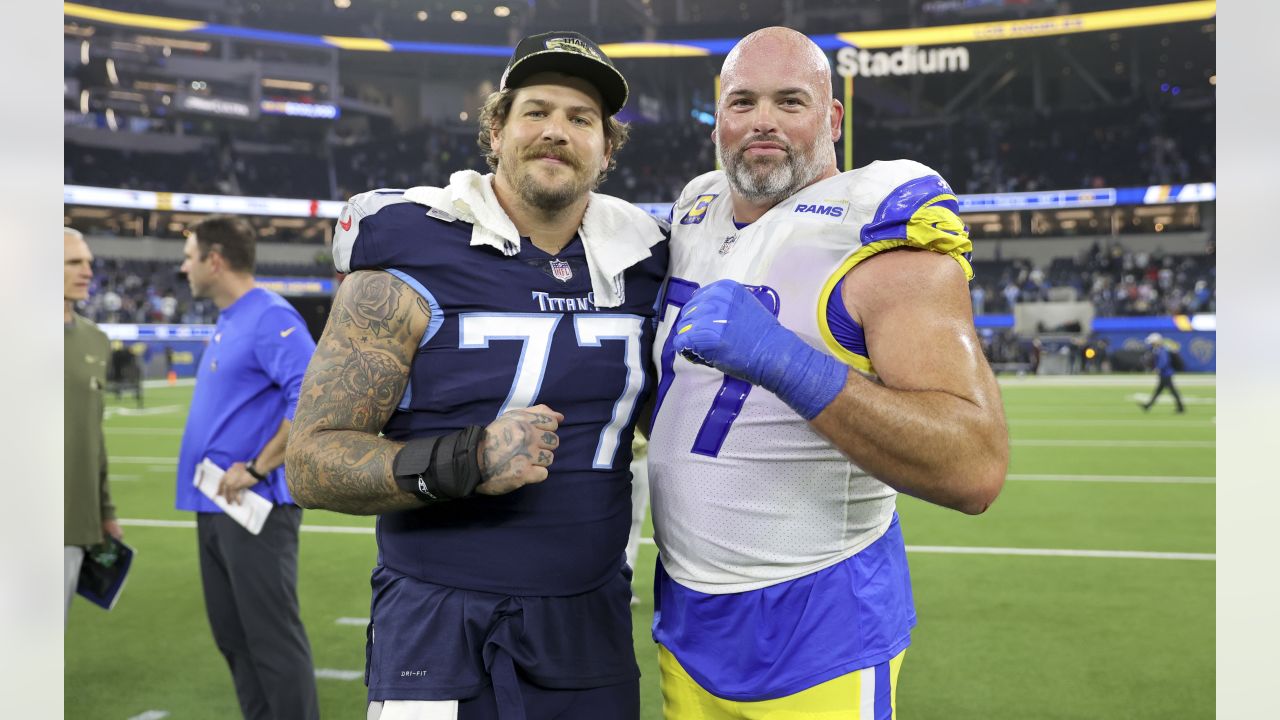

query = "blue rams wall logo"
1189;337;1214;363
680;194;718;225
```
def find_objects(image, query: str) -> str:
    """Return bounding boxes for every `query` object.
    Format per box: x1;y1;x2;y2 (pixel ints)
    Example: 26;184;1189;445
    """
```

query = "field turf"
67;375;1214;719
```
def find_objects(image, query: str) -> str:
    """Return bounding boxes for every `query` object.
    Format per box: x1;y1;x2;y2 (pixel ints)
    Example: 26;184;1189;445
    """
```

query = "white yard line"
119;519;196;529
105;427;185;436
314;668;362;681
1125;393;1216;405
142;378;196;389
126;711;170;720
905;545;1214;561
998;375;1216;387
335;617;369;626
996;403;1213;412
109;456;177;464
119;518;375;534
104;405;183;418
1011;439;1214;448
116;521;1212;561
1007;418;1215;427
1007;473;1214;484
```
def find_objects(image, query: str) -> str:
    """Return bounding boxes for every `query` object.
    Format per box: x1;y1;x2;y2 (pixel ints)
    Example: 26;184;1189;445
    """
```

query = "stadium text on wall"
834;46;971;78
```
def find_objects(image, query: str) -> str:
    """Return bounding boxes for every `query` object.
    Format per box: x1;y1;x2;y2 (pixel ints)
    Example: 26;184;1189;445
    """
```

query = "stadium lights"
1209;75;1216;85
81;40;90;65
334;0;351;8
452;10;468;21
134;81;178;92
106;58;119;86
79;89;90;114
262;78;316;91
494;6;510;17
105;108;118;131
417;10;428;21
134;35;212;52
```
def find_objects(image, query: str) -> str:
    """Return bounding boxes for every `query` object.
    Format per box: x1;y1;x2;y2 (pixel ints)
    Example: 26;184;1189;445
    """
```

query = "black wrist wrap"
392;425;486;504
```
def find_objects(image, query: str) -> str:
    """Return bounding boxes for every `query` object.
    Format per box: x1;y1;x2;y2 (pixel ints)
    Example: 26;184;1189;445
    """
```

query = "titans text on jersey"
333;171;669;599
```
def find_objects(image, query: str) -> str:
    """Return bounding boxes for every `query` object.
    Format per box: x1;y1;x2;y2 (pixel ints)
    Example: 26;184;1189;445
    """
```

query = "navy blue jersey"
345;192;668;596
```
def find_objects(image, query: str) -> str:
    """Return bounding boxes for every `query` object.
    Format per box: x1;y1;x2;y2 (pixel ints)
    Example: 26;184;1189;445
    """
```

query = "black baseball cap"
499;31;629;116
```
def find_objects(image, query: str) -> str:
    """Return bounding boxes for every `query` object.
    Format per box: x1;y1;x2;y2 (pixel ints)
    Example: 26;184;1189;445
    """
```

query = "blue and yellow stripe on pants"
659;645;906;719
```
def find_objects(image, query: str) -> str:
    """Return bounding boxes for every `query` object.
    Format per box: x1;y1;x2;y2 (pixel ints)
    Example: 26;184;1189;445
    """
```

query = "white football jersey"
649;160;972;593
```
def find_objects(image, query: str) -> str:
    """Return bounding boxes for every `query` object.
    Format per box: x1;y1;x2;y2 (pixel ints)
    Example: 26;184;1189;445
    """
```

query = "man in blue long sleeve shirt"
176;215;320;720
1141;332;1186;413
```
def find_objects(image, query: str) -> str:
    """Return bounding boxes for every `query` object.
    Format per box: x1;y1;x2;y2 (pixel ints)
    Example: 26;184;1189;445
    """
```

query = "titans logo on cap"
545;37;602;60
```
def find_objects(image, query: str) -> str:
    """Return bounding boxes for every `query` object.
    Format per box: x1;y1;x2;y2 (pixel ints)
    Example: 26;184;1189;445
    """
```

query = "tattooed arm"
286;270;562;515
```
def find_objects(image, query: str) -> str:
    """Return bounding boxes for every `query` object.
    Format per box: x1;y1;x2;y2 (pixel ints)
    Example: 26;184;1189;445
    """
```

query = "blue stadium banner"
66;183;1216;221
100;323;216;341
255;276;335;296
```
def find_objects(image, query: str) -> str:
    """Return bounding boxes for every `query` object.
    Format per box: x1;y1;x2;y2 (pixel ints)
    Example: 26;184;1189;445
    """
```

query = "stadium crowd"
66;104;1212;204
77;258;329;325
969;239;1215;316
74;236;1215;329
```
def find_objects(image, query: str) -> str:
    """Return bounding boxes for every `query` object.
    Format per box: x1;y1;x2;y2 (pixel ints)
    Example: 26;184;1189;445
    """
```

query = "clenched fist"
475;404;563;495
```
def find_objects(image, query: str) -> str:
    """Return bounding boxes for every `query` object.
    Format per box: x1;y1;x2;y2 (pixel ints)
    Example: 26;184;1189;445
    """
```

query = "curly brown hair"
476;88;630;186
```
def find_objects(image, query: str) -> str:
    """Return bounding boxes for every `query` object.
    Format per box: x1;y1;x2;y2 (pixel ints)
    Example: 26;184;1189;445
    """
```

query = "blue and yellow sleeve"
817;173;974;375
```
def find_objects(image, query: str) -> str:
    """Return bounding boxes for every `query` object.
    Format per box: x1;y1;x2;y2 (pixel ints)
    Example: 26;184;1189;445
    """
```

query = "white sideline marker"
315;668;362;681
126;711;170;720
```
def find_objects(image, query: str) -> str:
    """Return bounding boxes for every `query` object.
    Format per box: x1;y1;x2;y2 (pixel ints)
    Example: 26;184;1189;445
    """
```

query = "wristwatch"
245;459;267;482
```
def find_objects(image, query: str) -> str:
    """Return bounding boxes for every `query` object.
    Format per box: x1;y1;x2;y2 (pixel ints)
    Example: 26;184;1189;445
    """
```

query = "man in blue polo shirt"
176;215;320;720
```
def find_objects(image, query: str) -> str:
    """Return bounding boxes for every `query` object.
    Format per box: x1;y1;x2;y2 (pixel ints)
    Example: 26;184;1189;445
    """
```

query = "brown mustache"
521;146;581;169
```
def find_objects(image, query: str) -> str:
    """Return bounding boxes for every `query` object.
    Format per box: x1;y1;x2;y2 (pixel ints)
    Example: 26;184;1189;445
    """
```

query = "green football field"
67;375;1215;719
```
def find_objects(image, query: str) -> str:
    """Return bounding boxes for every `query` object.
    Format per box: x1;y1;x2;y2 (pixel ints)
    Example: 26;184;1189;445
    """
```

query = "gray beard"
508;162;593;213
717;135;828;205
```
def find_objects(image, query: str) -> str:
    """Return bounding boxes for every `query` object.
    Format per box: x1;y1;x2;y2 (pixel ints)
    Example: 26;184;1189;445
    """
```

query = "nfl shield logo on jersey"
549;258;573;282
718;234;738;256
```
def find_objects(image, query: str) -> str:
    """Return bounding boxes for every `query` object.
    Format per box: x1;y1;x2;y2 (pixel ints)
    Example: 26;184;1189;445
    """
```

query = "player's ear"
601;143;612;174
489;122;503;155
829;98;844;142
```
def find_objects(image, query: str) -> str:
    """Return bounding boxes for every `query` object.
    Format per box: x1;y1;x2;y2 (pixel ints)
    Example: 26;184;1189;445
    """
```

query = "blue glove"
673;279;848;420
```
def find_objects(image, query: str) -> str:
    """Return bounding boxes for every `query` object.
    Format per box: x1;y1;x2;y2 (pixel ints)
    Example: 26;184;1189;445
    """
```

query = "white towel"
404;171;665;307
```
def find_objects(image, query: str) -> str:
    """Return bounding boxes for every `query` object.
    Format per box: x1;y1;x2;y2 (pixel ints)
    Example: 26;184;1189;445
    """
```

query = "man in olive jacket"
64;227;122;623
